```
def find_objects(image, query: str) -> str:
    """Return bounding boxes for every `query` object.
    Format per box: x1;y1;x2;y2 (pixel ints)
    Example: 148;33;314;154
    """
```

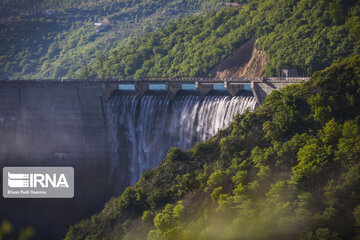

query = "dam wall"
0;81;113;239
0;77;309;239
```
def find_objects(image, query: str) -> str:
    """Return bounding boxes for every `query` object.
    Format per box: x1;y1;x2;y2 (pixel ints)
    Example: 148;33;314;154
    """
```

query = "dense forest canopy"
0;0;224;79
0;0;223;16
72;0;360;79
65;53;360;240
1;0;359;80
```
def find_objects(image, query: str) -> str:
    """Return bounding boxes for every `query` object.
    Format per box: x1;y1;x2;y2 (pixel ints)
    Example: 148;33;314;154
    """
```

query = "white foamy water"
107;94;256;193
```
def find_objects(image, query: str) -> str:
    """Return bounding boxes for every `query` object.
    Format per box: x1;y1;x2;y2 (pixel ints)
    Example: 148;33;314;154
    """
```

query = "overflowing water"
107;93;256;193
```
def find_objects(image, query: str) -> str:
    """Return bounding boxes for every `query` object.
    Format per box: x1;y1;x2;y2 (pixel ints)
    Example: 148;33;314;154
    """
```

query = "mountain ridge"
72;0;360;79
0;0;224;79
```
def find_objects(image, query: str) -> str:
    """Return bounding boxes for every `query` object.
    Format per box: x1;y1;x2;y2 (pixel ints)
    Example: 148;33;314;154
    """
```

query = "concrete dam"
0;77;309;239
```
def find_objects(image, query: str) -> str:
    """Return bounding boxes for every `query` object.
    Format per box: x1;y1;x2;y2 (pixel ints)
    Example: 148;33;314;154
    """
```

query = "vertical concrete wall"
225;82;244;96
135;83;149;96
0;82;113;239
167;83;181;97
251;78;309;106
195;81;213;96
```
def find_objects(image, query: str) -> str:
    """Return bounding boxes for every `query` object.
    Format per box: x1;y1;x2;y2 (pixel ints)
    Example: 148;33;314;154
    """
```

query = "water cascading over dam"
0;78;308;239
107;93;257;193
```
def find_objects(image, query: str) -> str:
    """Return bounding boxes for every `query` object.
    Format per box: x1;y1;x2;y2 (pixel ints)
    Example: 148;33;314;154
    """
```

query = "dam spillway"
107;93;256;193
0;78;308;239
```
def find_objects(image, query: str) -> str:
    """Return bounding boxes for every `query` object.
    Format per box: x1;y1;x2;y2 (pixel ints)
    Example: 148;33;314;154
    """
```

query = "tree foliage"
71;0;360;79
65;55;360;239
0;0;224;79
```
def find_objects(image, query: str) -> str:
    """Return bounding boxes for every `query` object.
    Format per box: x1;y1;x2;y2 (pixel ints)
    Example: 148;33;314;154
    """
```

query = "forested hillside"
0;0;223;79
74;0;360;79
65;53;360;239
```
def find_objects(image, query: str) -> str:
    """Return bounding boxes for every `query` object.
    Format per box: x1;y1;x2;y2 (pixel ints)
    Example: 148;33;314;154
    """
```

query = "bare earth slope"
211;38;269;78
